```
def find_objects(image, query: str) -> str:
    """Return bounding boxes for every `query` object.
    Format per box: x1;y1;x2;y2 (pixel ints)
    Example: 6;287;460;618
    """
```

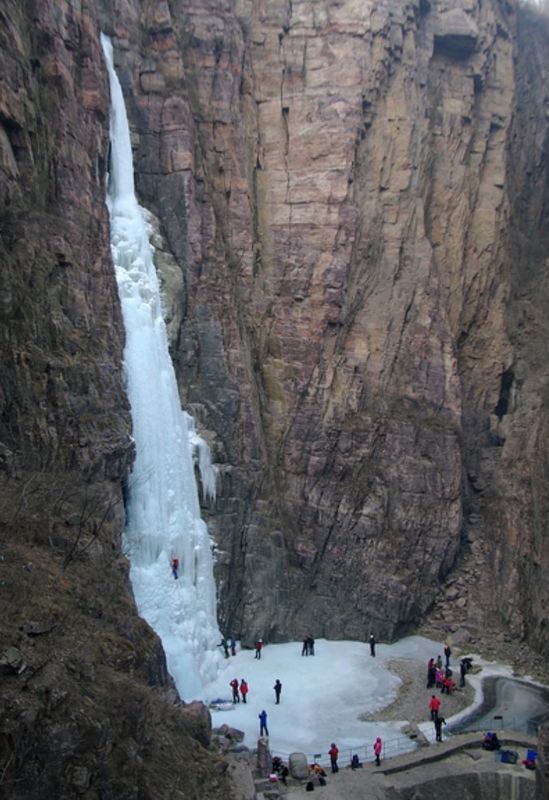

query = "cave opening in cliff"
494;368;515;419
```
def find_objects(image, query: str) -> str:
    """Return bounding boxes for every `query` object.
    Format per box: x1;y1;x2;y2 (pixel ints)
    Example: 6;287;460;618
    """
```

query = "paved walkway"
280;731;538;799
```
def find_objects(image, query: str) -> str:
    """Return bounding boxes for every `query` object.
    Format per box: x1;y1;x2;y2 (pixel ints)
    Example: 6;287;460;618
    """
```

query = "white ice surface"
200;635;450;762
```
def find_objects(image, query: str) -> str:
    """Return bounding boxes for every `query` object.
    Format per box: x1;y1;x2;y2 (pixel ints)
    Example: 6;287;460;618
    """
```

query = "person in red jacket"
230;678;239;703
171;557;179;579
255;639;263;659
329;743;339;773
429;694;441;721
240;678;248;703
373;736;383;766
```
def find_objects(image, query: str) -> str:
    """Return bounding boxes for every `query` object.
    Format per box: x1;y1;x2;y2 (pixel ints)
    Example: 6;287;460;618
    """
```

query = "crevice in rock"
493;368;514;420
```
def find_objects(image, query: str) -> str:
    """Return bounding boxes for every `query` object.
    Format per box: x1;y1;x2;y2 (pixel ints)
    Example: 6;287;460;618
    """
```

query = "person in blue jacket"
259;709;269;737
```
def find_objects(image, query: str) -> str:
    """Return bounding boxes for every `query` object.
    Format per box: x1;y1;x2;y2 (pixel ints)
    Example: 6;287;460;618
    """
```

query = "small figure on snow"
274;679;282;704
369;634;376;657
259;709;269;737
255;639;263;659
171;557;179;579
444;643;452;668
230;678;240;703
230;637;237;656
218;637;230;658
240;678;248;703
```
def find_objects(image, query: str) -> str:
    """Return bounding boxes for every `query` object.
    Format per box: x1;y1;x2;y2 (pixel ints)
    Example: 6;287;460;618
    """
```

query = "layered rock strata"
2;0;549;795
106;0;549;651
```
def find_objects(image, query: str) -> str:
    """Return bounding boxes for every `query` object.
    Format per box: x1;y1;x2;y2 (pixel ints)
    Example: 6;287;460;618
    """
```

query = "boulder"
289;752;309;780
257;737;272;775
180;700;212;747
0;646;26;675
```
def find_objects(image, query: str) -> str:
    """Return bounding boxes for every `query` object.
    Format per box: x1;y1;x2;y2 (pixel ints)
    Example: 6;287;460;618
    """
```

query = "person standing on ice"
273;679;282;704
328;743;339;773
230;678;240;703
259;709;269;737
171;557;179;579
218;637;230;658
373;736;383;766
255;638;263;659
230;637;237;656
301;637;309;656
444;643;451;668
240;678;248;703
369;634;376;657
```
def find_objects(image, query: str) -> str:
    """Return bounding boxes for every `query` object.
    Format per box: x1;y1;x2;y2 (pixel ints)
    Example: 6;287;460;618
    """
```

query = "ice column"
101;34;222;698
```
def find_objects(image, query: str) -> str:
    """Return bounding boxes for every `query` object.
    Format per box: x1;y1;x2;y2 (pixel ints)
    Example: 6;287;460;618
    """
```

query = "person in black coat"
434;716;446;742
274;679;282;704
444;644;451;668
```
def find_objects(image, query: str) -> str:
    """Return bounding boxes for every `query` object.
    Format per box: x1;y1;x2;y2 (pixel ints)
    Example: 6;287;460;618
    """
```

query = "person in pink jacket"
373;736;383;766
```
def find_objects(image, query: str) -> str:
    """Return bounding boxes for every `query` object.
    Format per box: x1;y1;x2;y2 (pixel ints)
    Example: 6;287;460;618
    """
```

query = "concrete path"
281;731;538;799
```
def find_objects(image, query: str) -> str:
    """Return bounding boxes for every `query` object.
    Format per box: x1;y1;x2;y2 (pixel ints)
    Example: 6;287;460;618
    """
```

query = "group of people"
428;694;446;741
426;646;453;742
326;736;383;775
218;637;237;658
426;654;456;693
425;647;475;742
271;756;289;784
301;636;315;656
229;677;249;703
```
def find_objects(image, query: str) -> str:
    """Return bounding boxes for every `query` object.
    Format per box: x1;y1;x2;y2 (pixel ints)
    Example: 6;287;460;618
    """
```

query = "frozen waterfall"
101;34;222;698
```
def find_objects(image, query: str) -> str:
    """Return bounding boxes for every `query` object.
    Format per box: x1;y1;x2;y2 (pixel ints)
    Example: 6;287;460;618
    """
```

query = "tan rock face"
103;0;549;654
2;0;549;793
3;0;549;781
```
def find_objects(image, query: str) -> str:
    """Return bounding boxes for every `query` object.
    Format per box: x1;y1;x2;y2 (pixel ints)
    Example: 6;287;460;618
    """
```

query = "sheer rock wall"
107;0;549;649
2;0;549;796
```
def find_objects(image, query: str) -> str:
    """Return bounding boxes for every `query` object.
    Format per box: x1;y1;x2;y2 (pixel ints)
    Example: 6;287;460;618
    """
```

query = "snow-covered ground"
200;635;548;764
200;636;442;762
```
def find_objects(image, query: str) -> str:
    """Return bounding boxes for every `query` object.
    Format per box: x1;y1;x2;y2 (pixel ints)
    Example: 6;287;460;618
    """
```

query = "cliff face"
0;2;229;797
106;0;549;649
2;0;549;795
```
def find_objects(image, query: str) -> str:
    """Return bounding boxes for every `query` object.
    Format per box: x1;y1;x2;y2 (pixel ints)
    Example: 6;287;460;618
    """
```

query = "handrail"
269;719;542;769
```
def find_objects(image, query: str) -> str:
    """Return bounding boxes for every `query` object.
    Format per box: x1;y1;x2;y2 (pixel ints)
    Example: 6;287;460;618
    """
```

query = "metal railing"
271;732;419;769
270;718;542;770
